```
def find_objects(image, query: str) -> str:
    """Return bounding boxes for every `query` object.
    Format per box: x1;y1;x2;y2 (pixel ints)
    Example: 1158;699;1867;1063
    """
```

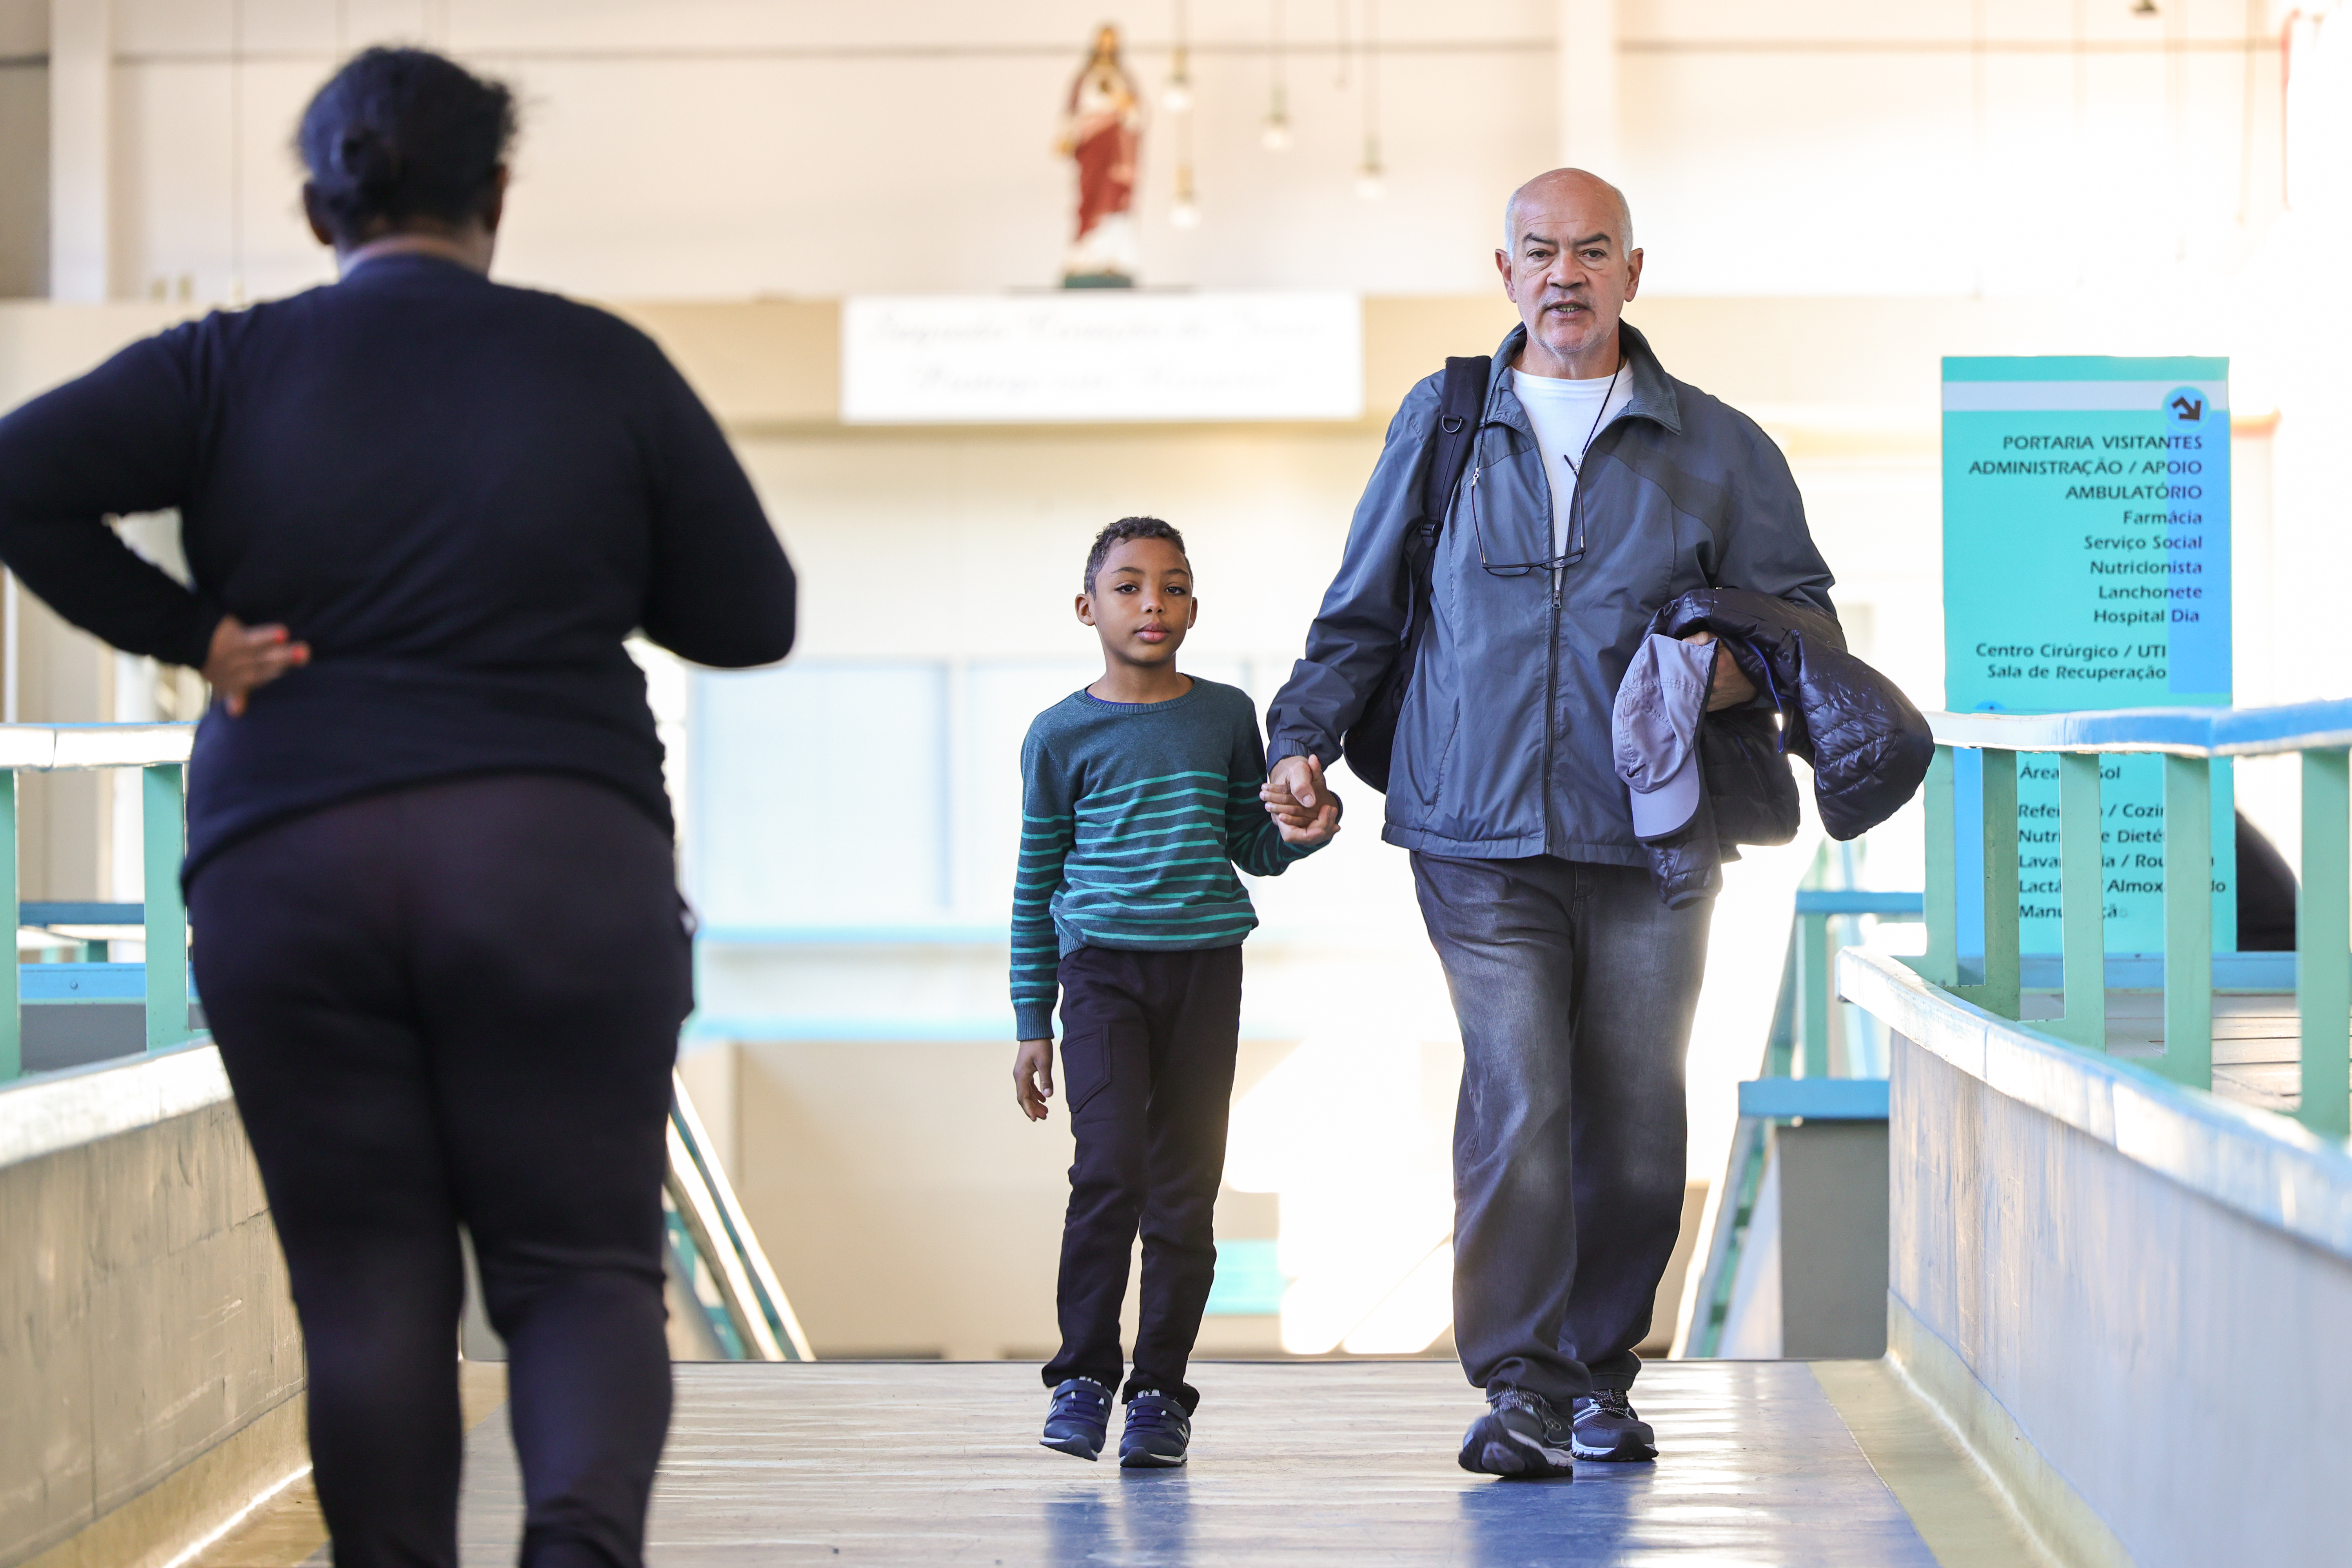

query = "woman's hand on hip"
203;615;311;717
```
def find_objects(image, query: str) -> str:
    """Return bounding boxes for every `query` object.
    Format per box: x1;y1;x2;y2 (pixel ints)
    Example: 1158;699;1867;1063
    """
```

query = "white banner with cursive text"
840;292;1364;424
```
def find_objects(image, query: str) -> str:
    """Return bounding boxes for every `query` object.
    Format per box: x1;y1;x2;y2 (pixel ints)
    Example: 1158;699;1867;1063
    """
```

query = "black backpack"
1339;355;1489;794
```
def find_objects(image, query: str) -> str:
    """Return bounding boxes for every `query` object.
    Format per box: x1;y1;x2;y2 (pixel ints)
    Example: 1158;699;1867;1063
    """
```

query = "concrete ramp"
444;1361;1941;1567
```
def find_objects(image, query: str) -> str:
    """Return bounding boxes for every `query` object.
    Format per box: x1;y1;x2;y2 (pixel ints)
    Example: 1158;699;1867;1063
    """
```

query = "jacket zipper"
1541;439;1569;856
1545;411;1612;854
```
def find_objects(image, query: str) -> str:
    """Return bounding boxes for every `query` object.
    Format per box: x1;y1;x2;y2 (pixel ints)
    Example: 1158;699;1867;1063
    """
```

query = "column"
49;0;112;302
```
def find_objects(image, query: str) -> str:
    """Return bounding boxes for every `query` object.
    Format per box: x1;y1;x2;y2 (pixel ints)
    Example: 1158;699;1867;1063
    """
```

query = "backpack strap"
1339;355;1492;793
1419;355;1490;544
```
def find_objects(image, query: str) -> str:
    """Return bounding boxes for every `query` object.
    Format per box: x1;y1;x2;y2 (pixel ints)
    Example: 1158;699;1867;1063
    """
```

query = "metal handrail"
1927;699;2352;759
1920;701;2348;1137
662;1072;815;1361
0;726;819;1361
1690;884;1918;1358
1783;888;1922;1083
0;722;195;771
0;724;198;1078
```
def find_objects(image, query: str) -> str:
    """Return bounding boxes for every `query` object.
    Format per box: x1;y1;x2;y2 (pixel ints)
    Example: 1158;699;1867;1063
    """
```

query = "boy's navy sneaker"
1570;1389;1658;1461
1119;1390;1191;1468
1457;1388;1575;1479
1040;1377;1112;1461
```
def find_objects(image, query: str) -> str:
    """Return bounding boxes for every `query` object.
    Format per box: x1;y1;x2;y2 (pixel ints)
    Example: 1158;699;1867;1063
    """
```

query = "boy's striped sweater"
1011;678;1317;1039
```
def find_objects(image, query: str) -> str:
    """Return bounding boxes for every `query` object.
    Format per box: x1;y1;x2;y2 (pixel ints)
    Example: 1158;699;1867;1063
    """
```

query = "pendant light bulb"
1172;165;1202;229
1357;136;1386;200
1262;82;1291;151
1166;47;1193;114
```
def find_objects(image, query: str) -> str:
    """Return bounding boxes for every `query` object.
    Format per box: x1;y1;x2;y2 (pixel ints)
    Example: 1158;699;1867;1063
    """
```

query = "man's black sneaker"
1119;1390;1191;1468
1457;1388;1575;1479
1570;1389;1658;1461
1040;1377;1112;1461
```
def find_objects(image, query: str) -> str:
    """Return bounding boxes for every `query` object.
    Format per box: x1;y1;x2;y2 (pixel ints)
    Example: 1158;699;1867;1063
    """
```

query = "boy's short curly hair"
1084;516;1189;594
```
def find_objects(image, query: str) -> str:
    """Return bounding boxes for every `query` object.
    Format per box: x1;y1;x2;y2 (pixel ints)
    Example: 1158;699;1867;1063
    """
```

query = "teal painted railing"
0;724;198;1078
0;724;817;1358
1782;886;1923;1088
663;1072;814;1361
1920;700;2352;1138
1692;882;1919;1357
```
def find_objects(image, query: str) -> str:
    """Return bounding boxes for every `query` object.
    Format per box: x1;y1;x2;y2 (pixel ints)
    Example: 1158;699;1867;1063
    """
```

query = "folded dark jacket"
1636;588;1935;906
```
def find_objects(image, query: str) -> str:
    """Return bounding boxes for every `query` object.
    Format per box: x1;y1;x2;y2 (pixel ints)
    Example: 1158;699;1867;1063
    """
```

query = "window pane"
692;663;946;929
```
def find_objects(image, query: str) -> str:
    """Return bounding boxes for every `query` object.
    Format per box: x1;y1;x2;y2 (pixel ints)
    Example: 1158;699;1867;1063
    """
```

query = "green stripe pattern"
1011;679;1314;1038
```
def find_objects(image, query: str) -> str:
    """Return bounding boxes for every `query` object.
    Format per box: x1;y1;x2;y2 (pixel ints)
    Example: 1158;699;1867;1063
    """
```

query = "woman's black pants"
190;774;692;1568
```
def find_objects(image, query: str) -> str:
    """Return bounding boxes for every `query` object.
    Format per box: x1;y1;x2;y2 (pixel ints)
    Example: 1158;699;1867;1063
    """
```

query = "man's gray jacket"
1267;321;1836;866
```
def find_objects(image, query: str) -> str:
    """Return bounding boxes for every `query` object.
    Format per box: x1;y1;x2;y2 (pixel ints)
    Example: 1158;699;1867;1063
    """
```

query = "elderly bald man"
1263;170;1836;1477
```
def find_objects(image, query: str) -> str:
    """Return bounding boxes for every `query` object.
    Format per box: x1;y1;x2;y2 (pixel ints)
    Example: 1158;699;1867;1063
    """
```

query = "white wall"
11;0;2296;304
85;0;1559;303
1621;0;2288;297
2219;0;2352;870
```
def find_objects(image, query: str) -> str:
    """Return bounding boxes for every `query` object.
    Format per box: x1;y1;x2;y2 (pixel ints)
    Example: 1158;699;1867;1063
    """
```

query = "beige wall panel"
0;62;47;299
14;592;111;900
1360;296;1524;412
0;1088;300;1568
734;1038;1071;1358
732;424;1391;669
0;302;188;409
675;1040;740;1183
734;1038;1294;1360
82;1102;298;1519
0;1144;95;1564
613;300;839;428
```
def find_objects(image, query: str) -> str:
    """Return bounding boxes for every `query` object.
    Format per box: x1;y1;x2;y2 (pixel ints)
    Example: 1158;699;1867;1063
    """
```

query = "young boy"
1011;515;1339;1468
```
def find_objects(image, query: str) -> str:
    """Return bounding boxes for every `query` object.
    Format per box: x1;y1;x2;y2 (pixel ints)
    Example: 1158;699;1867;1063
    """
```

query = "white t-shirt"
1512;366;1634;561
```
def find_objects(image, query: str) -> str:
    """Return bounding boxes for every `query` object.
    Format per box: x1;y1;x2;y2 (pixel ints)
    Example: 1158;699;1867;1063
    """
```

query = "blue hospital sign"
1942;356;2234;956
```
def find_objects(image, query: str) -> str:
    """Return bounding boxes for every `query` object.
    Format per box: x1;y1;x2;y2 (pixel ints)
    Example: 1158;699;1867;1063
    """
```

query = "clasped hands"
1259;754;1343;848
1254;637;1747;842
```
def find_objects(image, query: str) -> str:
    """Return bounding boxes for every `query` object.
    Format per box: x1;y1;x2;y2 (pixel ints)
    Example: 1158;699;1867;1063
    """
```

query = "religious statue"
1056;25;1144;287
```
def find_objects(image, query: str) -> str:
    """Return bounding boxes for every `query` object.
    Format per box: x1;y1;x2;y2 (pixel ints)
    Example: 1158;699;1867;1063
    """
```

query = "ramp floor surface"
437;1359;1940;1566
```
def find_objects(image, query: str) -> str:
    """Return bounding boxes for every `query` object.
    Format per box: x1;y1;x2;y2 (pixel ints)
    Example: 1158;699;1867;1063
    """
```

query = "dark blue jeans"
1412;853;1712;1405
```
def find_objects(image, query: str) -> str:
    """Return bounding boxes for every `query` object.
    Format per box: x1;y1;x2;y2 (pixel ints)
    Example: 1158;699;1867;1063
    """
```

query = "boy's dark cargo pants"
1042;943;1243;1414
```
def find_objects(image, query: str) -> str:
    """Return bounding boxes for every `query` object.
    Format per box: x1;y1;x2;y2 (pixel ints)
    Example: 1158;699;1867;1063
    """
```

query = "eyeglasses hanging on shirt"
1465;360;1623;580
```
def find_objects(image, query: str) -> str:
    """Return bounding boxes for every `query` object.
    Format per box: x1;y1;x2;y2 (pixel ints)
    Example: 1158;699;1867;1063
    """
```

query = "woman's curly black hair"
296;47;518;244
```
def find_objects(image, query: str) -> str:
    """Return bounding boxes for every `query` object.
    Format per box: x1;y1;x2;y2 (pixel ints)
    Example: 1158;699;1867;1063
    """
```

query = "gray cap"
1613;633;1716;839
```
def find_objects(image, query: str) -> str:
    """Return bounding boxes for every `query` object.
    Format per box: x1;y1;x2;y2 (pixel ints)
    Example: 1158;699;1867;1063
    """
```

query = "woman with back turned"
0;49;795;1568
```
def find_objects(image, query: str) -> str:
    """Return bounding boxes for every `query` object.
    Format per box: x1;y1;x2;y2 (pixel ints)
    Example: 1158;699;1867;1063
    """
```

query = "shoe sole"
1119;1450;1188;1468
1571;1438;1658;1463
1040;1434;1102;1462
1458;1435;1574;1480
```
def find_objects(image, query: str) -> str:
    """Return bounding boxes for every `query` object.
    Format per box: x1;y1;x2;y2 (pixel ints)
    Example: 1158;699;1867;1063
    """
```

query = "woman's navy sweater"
0;254;795;877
